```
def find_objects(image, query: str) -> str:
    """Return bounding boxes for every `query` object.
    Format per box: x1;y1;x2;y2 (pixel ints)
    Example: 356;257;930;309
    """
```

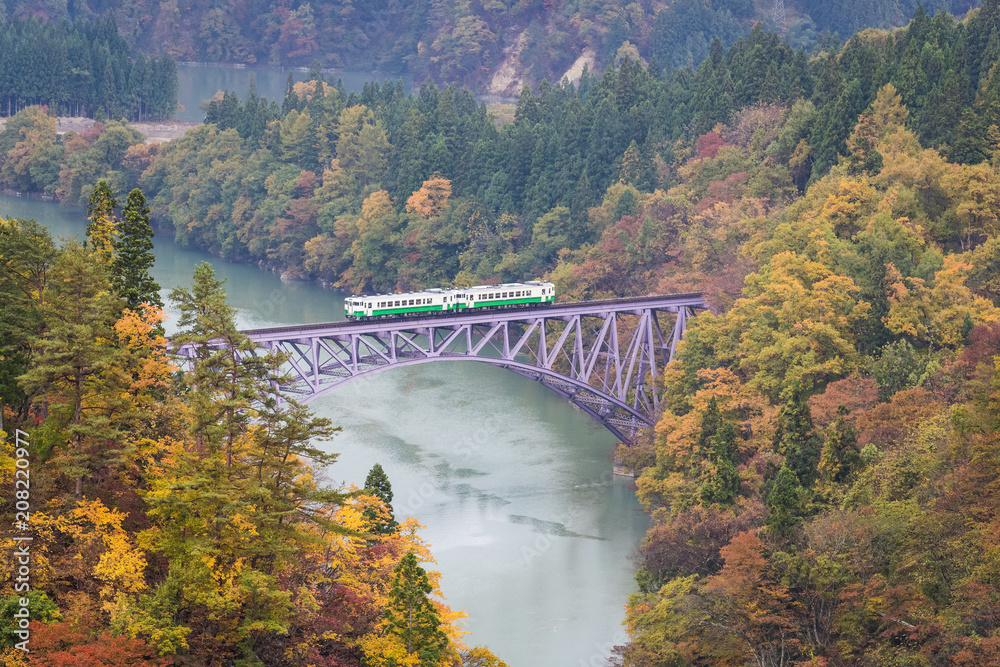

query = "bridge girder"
174;294;706;441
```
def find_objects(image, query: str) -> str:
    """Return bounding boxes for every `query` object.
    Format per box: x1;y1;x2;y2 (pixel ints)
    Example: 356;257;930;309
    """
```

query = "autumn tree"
85;180;118;263
132;261;343;658
406;176;452;218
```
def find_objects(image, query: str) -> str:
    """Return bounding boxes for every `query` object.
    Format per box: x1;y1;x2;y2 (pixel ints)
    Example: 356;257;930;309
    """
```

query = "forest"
7;4;1000;293
3;1;1000;665
0;15;178;120
0;184;507;666
0;0;982;92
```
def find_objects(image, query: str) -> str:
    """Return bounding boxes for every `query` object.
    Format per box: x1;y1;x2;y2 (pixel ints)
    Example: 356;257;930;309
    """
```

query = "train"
344;281;556;320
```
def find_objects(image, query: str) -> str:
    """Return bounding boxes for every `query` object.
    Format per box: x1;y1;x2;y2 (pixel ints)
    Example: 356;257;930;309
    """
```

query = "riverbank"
0;116;200;144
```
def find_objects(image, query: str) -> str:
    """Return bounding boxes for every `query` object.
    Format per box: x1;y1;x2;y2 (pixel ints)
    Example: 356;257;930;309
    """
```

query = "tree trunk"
75;372;83;500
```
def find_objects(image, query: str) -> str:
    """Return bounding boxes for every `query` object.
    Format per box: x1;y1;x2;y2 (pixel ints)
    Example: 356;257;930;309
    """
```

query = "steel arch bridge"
174;293;707;441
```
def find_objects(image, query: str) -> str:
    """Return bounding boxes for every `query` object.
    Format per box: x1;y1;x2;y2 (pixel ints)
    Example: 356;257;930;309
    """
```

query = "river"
0;148;647;666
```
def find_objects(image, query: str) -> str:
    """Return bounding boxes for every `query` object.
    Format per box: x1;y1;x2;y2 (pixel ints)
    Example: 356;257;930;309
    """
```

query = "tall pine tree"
385;551;449;662
363;462;398;534
111;188;162;311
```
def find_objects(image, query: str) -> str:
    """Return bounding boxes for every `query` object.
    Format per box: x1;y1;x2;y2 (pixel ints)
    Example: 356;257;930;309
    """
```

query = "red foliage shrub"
808;376;880;429
27;619;169;667
694;131;726;160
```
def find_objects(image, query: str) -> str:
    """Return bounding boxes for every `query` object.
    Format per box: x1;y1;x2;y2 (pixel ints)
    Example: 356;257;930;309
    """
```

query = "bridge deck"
240;292;707;341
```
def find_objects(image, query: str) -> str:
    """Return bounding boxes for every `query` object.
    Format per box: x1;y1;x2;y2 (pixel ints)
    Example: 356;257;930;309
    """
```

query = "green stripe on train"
469;296;544;308
349;295;553;317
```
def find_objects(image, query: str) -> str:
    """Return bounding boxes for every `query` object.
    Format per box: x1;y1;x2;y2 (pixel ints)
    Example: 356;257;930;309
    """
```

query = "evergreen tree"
141;262;342;649
764;466;804;540
282;71;299;115
385;551;449;662
695;396;722;454
363;462;398;534
0;219;56;415
700;422;741;507
817;407;860;484
111;188;162;311
19;243;124;499
169;262;274;466
307;59;324;83
772;391;822;487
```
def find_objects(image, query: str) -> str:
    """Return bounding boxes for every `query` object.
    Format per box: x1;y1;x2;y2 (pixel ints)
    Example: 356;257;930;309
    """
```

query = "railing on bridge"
173;293;708;441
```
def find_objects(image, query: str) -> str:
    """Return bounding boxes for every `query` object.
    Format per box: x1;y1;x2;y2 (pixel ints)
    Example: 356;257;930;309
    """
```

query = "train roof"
465;281;552;291
349;290;442;300
348;281;554;299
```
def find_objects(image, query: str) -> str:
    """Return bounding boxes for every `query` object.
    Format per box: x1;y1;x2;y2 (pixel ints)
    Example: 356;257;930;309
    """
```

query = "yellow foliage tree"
885;256;1000;347
291;79;330;101
29;500;148;610
715;251;871;400
361;189;395;231
406;177;452;218
315;490;468;664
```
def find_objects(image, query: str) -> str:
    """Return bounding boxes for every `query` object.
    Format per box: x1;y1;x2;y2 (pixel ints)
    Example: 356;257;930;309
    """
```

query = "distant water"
175;64;412;122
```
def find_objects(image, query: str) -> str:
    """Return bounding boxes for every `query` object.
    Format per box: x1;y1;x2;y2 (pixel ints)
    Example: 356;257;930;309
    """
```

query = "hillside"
0;0;981;94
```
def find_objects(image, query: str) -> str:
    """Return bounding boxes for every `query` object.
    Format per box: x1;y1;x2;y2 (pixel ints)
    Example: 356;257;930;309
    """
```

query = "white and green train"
344;281;556;320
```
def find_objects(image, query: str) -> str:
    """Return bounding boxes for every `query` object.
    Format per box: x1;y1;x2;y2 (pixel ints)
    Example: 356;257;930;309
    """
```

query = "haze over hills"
0;0;982;94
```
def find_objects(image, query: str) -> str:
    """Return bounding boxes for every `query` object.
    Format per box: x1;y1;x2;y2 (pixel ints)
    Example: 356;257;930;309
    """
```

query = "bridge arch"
300;356;654;442
175;294;707;442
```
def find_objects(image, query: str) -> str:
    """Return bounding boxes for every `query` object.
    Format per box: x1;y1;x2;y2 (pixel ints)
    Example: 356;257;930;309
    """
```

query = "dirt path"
0;116;200;143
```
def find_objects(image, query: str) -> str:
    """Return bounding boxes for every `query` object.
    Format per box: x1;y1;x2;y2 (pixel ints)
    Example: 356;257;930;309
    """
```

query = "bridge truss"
175;294;706;442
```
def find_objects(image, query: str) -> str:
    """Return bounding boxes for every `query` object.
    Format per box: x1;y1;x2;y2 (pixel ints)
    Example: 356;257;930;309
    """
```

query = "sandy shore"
0;116;200;143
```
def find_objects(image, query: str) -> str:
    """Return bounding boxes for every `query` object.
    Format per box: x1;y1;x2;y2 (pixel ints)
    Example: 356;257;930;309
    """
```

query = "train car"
344;288;461;319
459;281;554;310
344;281;555;320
